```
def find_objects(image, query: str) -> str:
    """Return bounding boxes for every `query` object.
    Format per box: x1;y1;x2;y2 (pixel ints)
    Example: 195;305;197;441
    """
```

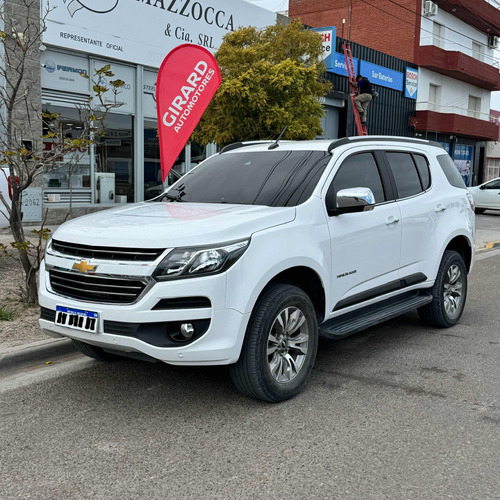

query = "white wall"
420;2;498;67
418;0;497;120
44;0;277;69
417;68;492;120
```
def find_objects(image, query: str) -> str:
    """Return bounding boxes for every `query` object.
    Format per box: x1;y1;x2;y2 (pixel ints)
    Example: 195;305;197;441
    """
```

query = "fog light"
180;323;195;340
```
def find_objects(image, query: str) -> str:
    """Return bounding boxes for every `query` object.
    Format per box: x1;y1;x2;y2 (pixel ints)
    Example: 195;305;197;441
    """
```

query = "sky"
244;0;289;13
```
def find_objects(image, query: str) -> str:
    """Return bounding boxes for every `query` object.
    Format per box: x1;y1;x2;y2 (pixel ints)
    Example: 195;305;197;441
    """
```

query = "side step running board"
319;292;433;339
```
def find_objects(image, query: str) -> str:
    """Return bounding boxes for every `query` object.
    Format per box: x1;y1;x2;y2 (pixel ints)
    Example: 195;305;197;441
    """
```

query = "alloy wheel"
267;306;310;383
443;264;463;320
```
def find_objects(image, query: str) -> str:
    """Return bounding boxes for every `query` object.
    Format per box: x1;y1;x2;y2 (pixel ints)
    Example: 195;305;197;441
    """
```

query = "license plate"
55;306;98;333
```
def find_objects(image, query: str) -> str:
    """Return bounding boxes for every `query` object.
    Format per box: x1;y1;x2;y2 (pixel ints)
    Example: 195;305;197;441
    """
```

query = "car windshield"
156;150;331;207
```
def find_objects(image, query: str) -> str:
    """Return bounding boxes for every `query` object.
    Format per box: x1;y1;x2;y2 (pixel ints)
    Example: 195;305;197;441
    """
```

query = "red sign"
156;44;221;181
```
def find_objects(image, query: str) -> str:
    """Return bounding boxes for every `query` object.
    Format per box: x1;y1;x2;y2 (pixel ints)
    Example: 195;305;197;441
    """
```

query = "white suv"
39;136;475;402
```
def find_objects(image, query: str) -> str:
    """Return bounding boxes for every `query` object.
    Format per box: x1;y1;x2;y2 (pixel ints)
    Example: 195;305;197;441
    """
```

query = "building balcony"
414;110;499;140
434;0;500;37
415;45;500;91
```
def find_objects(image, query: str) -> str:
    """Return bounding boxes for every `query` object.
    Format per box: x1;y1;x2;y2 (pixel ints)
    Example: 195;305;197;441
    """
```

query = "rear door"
383;149;436;282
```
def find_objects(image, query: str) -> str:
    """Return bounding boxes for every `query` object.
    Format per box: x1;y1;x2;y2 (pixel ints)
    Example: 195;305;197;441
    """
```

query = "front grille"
51;239;165;262
49;270;148;304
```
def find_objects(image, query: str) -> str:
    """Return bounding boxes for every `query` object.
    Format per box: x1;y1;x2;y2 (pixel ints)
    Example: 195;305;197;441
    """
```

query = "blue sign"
438;142;452;155
328;52;359;77
405;67;418;99
359;60;403;91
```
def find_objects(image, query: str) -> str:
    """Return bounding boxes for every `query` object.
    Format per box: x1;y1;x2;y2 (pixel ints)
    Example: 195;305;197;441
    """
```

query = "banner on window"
156;44;221;181
454;144;473;187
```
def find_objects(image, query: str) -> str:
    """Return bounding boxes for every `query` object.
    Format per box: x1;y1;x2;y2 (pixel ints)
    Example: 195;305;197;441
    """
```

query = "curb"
476;241;500;254
0;338;75;373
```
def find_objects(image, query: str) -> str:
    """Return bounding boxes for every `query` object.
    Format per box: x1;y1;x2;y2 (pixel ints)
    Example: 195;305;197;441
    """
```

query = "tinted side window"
413;154;431;190
386;152;422;198
484;179;500;189
437;154;466;189
327;153;386;206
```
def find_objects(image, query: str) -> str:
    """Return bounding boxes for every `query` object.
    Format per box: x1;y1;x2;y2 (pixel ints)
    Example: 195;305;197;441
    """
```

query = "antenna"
268;126;288;150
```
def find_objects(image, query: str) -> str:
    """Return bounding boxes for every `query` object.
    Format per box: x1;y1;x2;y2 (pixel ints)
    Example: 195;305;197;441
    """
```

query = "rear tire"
72;339;120;361
418;250;467;328
229;284;318;403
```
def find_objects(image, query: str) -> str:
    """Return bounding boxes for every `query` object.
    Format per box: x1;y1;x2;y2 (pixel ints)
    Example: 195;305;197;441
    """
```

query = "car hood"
52;202;296;248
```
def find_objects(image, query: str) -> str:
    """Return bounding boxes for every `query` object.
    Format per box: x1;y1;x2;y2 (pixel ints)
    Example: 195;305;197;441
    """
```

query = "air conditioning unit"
423;1;438;16
488;35;499;49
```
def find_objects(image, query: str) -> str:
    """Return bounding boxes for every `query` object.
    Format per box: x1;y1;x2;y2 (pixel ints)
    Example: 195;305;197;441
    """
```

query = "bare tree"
0;0;124;303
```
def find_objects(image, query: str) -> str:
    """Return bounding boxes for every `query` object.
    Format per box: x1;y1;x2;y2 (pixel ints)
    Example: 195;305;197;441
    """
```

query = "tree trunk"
9;195;38;304
25;267;38;304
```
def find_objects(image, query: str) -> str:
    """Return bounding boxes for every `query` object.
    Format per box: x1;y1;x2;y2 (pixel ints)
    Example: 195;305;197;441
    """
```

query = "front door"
476;178;500;209
325;152;401;313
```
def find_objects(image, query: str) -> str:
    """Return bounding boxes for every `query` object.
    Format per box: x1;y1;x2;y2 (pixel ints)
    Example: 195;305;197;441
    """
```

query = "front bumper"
38;260;250;365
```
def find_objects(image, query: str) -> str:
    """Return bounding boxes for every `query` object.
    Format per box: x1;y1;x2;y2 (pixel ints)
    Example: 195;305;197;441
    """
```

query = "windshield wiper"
163;192;186;202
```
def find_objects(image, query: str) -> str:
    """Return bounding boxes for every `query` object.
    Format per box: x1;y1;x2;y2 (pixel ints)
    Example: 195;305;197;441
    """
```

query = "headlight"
44;237;53;258
153;239;249;281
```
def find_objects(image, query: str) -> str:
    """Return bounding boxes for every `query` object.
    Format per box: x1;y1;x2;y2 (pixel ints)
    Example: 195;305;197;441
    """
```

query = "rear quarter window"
437;154;466;189
413;154;431;190
386;152;423;198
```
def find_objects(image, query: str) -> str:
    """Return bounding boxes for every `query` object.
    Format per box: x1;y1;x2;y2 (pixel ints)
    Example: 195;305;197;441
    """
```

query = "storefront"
320;34;419;139
40;0;276;207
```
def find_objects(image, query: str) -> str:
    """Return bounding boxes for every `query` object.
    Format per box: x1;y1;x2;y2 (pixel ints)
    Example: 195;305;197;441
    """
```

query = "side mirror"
479;185;486;190
327;187;376;216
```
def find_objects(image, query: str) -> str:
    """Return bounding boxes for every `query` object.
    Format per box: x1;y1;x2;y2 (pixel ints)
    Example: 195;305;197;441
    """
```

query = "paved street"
1;249;499;499
476;210;500;249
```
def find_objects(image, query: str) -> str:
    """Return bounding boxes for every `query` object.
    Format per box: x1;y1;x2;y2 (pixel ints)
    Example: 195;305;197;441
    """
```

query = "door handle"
435;204;447;213
386;216;400;225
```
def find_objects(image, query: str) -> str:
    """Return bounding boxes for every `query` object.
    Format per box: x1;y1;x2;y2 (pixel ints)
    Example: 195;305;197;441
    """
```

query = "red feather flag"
156;44;221;181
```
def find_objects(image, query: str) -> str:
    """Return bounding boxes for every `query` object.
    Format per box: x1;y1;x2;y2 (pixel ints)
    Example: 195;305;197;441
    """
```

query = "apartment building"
289;0;500;185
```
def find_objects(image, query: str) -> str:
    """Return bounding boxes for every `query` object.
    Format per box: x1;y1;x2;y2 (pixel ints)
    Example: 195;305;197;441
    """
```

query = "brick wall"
289;0;420;63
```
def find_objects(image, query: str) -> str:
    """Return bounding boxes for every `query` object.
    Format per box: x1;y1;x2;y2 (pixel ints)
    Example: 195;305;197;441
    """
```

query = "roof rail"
219;141;273;154
327;136;443;154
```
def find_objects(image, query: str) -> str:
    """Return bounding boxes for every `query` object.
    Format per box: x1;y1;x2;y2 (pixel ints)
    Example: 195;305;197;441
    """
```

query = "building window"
433;22;444;49
472;41;483;62
42;105;92;205
95;114;134;204
486;158;500;181
429;84;441;112
143;119;187;201
468;96;481;119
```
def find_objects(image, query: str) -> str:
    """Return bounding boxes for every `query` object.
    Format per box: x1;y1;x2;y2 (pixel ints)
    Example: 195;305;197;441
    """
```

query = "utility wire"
297;0;499;51
383;0;498;48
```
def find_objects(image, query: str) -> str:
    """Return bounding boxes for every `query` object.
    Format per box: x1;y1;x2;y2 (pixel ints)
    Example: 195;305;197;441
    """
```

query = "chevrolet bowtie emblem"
73;261;96;273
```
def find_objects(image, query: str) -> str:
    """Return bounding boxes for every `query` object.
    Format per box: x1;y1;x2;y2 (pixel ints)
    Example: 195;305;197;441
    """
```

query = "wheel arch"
445;235;473;272
254;266;327;324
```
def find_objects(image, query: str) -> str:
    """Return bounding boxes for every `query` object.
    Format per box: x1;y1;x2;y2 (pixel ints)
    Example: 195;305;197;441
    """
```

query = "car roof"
220;136;445;154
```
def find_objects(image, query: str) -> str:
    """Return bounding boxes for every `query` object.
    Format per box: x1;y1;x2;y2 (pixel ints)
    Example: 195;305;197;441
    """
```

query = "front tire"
229;284;318;403
418;250;467;328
